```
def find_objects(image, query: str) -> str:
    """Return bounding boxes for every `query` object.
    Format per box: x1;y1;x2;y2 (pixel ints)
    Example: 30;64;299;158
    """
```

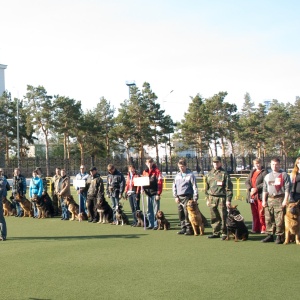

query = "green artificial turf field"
1;188;299;300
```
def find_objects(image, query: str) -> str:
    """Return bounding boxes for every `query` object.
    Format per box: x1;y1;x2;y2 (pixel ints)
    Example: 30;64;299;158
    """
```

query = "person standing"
12;168;27;217
124;165;141;226
51;167;61;216
0;171;8;241
142;158;163;230
29;170;43;218
57;169;71;220
245;158;268;234
106;164;125;224
289;157;300;203
205;156;233;240
86;167;105;223
74;165;89;214
261;158;290;244
173;158;198;235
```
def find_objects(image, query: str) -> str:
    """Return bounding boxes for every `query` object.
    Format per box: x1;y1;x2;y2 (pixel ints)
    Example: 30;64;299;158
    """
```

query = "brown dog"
15;193;33;217
136;210;148;227
2;197;16;216
156;210;170;230
186;200;205;236
284;201;300;245
64;195;79;221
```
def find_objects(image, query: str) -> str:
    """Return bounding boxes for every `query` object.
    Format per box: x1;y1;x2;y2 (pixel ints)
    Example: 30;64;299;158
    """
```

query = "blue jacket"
29;177;43;198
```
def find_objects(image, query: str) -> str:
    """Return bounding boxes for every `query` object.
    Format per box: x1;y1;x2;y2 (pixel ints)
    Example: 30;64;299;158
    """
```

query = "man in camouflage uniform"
261;158;290;244
205;156;233;240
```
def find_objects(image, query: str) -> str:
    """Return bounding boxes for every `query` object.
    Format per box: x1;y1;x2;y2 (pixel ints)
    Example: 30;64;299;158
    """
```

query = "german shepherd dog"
32;193;54;219
136;210;149;227
226;205;249;241
96;198;113;224
2;197;16;216
284;201;300;245
64;195;79;221
115;204;129;225
186;200;205;236
15;193;33;217
156;210;171;230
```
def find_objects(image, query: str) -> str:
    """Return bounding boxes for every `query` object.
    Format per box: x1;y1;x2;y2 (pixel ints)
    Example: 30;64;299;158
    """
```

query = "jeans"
32;202;39;218
0;198;7;239
111;196;120;222
60;198;69;220
147;195;160;228
15;201;24;216
128;193;138;224
79;192;87;213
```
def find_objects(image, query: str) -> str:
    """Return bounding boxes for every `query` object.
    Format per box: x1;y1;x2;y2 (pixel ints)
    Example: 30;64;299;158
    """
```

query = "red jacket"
142;164;163;196
125;172;141;194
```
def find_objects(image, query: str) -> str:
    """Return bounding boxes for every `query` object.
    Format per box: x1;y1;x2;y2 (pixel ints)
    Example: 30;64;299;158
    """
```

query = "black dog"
226;205;249;241
136;210;149;227
96;198;113;224
115;203;129;226
33;193;54;218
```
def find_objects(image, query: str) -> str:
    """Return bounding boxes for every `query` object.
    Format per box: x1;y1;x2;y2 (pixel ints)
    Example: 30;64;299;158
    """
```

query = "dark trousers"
177;195;193;233
87;197;98;221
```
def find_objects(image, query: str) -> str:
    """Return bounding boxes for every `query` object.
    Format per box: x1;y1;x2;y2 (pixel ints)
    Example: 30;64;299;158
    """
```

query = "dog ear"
233;205;238;209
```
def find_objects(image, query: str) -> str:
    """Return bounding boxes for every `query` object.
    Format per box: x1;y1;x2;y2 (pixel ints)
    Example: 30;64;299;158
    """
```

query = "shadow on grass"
9;233;147;242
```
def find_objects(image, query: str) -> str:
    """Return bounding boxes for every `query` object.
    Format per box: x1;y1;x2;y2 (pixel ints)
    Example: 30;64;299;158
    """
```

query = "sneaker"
153;227;158;230
260;231;266;234
275;235;283;244
147;226;154;230
221;236;227;240
177;229;186;235
261;234;274;243
208;234;220;239
0;237;6;241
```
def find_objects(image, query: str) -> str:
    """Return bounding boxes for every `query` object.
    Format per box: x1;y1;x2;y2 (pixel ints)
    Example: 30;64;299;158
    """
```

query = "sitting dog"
115;204;129;225
2;197;16;216
186;200;205;236
156;210;170;230
32;194;54;219
64;195;79;221
136;210;148;227
15;193;33;217
96;198;113;224
226;205;249;241
284;201;300;245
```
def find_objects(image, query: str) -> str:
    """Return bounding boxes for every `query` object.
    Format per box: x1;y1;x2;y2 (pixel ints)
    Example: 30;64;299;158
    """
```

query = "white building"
0;64;7;94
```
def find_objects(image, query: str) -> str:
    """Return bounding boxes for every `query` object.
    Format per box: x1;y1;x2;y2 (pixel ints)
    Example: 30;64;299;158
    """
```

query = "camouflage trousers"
207;195;227;236
264;197;285;236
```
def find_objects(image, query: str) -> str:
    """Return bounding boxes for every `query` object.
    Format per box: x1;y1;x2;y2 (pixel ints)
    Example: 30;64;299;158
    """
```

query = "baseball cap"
212;156;222;162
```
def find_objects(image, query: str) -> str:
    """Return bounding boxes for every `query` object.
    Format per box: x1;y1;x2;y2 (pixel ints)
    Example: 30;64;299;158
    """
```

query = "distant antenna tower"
125;80;136;99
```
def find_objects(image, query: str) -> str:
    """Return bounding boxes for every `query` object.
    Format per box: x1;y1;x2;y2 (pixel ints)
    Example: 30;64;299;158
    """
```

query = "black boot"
275;235;283;244
261;234;274;243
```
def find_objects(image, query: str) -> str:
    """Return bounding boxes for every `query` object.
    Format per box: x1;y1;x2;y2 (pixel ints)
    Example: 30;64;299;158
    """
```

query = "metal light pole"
16;97;20;168
125;80;136;99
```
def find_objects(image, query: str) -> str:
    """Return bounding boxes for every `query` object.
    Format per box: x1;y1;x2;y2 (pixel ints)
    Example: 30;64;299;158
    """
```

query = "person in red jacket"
124;165;141;226
142;158;163;229
245;158;268;234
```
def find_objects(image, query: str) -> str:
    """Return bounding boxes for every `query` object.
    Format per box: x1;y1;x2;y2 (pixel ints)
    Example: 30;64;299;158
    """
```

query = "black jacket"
106;169;125;198
245;168;268;202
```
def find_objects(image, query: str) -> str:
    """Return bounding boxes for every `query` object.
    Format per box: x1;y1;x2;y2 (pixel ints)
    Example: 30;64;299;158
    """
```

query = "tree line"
1;82;299;175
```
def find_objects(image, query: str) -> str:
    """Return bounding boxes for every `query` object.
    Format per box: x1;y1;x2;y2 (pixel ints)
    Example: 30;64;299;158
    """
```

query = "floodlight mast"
125;80;136;99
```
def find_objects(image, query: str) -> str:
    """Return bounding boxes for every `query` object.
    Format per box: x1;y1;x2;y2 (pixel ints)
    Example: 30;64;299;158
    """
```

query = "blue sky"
1;0;299;121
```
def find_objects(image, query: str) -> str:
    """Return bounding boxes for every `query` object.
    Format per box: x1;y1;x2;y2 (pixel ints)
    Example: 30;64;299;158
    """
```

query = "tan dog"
284;201;300;245
64;195;79;221
186;200;205;236
2;197;16;216
15;193;33;217
156;210;170;230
